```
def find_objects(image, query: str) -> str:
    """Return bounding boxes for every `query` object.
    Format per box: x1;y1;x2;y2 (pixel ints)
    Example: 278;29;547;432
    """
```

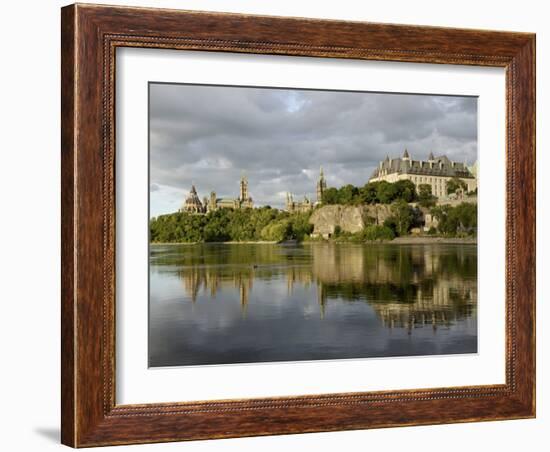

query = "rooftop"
370;150;475;180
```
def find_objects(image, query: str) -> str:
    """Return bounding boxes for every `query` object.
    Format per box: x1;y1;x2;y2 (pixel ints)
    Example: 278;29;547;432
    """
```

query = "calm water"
149;242;477;367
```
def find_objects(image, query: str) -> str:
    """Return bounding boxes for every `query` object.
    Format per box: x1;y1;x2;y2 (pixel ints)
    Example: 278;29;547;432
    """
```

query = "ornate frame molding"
61;4;535;447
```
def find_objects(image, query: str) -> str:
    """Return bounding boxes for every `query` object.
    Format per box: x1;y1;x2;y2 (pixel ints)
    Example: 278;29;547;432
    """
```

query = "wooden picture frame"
61;3;535;447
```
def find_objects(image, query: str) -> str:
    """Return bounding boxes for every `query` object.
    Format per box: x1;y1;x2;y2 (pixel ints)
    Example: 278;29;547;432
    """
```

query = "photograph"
148;83;479;367
48;1;538;448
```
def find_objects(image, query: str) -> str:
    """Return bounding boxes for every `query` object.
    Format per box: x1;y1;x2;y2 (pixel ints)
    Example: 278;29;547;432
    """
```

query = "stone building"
369;150;477;198
182;176;253;214
316;166;327;203
181;185;205;213
286;167;326;213
286;193;312;213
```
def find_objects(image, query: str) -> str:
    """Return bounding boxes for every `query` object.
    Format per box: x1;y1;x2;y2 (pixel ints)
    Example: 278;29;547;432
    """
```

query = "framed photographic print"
61;3;536;447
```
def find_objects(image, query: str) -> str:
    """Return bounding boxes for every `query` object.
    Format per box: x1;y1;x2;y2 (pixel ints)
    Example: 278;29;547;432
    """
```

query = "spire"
239;173;249;201
403;148;410;159
320;166;324;178
428;151;435;161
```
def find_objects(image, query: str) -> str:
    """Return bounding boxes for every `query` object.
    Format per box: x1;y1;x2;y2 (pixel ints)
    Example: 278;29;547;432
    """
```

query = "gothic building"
286;167;326;213
285;193;312;213
316;166;327;203
183;167;326;214
369;149;477;198
181;185;205;213
181;176;253;214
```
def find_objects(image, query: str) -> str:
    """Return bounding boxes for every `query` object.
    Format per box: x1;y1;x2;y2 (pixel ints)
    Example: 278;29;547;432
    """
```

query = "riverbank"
389;236;477;245
152;237;476;246
151;241;278;245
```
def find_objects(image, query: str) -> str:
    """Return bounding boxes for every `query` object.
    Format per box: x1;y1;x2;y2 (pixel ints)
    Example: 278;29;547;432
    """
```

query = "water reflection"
149;243;477;366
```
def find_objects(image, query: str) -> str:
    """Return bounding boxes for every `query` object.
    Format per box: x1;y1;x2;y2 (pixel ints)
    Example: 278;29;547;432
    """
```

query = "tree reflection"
152;243;477;330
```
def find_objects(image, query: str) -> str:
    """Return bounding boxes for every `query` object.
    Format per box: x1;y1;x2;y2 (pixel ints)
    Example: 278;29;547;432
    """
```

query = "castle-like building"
286;167;327;213
369;150;477;198
181;175;253;214
183;168;327;214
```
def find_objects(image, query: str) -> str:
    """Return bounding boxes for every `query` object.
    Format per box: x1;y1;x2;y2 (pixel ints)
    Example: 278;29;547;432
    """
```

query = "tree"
430;202;477;236
203;210;230;242
394;179;417;203
361;225;395;241
358;182;379;204
260;219;292;242
321;187;339;204
376;181;398;204
386;199;414;236
338;184;359;204
446;177;468;195
289;212;314;240
418;183;437;207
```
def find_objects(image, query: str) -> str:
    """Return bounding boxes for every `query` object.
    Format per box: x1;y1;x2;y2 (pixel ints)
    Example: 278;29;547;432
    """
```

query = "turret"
239;174;249;201
316;166;327;203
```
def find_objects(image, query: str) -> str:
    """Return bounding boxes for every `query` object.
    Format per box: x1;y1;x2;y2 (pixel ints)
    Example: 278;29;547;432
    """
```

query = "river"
149;242;477;367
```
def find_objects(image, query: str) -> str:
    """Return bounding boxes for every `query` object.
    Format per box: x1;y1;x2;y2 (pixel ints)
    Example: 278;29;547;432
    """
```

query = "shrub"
361;225;395;241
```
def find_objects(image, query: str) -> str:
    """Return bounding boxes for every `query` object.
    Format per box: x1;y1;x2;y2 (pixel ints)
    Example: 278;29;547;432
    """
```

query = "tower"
239;175;249;201
403;148;411;161
316;166;327;203
286;192;294;212
183;185;204;213
208;191;217;212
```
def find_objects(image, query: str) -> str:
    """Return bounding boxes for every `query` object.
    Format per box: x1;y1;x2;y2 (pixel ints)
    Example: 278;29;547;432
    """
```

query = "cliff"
309;204;393;237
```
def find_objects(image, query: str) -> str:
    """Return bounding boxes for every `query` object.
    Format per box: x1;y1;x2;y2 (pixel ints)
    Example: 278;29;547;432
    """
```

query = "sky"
149;83;477;217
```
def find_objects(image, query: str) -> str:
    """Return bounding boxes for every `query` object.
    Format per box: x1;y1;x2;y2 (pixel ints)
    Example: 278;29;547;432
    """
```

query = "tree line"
321;179;438;207
150;179;477;243
321;177;473;208
150;207;313;243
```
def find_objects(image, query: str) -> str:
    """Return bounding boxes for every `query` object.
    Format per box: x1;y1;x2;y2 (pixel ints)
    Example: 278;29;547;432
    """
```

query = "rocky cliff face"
309;204;393;237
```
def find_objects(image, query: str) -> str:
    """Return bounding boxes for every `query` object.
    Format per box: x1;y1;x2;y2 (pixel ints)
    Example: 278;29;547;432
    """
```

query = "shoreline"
150;241;278;245
388;236;477;245
150;237;476;246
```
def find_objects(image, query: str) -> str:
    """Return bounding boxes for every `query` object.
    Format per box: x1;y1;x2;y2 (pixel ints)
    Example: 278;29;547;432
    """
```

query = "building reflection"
170;243;477;330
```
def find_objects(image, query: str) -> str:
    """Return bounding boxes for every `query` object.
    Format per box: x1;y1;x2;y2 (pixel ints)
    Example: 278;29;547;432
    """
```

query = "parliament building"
181;175;253;214
286;167;327;213
369;149;477;198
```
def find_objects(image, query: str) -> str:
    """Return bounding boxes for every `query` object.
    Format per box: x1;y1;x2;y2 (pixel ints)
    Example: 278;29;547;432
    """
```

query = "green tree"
394;179;417;203
430;202;477;236
337;184;359;204
361;225;395;241
385;199;414;236
260;219;292;242
446;177;468;195
321;187;339;204
376;181;398;204
203;209;231;241
358;182;379;204
418;183;437;207
289;212;314;240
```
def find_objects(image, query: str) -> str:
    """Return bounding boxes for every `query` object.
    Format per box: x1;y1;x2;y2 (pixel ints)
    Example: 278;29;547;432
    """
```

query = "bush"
386;200;415;236
260;219;292;242
430;202;477;236
361;225;395;241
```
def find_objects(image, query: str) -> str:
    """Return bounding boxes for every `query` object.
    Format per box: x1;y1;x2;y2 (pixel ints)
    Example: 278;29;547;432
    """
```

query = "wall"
0;1;546;451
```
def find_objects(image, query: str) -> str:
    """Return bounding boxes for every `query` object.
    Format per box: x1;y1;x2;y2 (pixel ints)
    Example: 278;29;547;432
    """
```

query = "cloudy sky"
149;83;477;217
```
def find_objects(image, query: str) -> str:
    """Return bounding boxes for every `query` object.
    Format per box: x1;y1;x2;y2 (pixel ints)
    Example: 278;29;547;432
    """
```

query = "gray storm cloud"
149;83;477;217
